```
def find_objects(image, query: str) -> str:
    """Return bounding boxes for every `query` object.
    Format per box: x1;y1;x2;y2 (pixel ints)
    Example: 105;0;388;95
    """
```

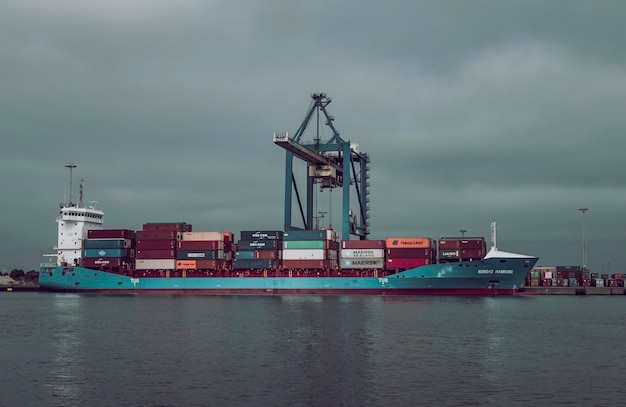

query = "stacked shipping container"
282;229;338;270
340;240;386;271
177;231;234;272
83;229;135;273
135;223;187;271
385;237;435;270
438;237;486;263
233;230;283;271
79;225;513;276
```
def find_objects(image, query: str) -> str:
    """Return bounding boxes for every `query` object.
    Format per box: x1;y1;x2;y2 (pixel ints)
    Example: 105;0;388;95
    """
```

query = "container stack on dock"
282;229;338;274
234;230;283;274
84;229;135;273
385;237;436;271
524;266;626;289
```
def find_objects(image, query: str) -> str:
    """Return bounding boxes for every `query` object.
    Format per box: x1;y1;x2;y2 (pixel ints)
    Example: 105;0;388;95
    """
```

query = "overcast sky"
1;0;625;273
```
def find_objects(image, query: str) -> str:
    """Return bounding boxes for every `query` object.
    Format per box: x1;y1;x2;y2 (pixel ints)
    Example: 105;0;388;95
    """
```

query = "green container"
283;240;326;250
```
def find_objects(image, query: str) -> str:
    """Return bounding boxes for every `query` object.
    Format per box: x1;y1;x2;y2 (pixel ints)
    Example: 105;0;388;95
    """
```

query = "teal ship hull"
39;254;537;295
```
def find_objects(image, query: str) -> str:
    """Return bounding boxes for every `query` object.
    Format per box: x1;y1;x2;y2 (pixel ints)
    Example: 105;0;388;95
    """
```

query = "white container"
282;249;327;260
340;249;385;259
178;231;227;241
340;258;385;269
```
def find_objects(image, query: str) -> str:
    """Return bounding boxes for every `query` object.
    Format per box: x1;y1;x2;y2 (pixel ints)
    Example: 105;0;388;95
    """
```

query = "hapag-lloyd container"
176;259;228;270
385;237;432;248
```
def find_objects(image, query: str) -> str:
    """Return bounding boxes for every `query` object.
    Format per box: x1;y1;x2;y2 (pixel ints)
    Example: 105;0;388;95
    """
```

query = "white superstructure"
49;164;105;267
55;200;104;266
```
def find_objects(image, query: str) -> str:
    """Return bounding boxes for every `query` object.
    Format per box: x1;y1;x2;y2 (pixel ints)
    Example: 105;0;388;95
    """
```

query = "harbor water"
1;293;625;406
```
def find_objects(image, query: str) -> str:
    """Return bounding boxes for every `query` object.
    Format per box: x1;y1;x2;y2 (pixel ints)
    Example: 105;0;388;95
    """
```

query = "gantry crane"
273;93;371;240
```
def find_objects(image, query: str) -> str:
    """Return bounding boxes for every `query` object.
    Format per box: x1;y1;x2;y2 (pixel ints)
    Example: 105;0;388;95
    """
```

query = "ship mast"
491;220;497;250
65;162;77;206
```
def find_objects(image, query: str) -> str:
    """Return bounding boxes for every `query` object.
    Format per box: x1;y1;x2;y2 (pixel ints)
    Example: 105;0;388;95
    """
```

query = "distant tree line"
1;269;39;284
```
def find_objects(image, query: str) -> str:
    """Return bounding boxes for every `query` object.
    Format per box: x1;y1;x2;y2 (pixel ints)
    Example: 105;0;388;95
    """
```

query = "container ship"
38;94;538;295
38;184;538;295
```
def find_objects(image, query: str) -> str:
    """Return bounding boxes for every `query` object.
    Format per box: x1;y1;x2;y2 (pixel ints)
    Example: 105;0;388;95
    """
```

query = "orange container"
176;260;197;270
385;237;432;249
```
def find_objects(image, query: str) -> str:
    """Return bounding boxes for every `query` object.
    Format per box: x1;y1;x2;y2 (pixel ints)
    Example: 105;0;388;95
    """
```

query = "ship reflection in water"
49;294;85;406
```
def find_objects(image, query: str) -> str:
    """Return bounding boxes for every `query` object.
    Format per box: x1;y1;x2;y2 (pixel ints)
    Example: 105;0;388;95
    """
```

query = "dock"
519;286;626;295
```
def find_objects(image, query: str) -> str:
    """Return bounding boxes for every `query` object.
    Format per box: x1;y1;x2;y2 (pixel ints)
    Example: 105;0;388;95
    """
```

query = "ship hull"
39;256;537;296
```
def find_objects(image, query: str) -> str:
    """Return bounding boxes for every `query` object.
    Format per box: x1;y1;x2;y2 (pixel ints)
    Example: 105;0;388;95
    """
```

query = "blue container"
238;240;281;251
283;230;329;241
176;250;223;260
240;230;284;241
83;248;129;258
232;259;278;270
235;251;255;260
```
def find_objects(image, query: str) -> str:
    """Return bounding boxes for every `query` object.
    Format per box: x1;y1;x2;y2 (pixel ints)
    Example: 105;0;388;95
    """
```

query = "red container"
142;223;190;232
385;257;431;270
255;250;280;260
438;239;461;249
135;230;178;240
459;239;486;249
386;248;432;258
136;239;176;250
136;249;176;259
341;240;385;249
177;240;222;250
460;249;485;260
88;229;134;239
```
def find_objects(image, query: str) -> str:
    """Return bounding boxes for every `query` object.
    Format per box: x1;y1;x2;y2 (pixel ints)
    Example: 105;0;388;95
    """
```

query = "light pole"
579;208;589;272
459;229;467;238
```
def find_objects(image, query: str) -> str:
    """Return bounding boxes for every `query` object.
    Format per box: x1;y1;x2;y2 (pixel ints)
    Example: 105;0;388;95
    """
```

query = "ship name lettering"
495;269;514;274
477;269;494;274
